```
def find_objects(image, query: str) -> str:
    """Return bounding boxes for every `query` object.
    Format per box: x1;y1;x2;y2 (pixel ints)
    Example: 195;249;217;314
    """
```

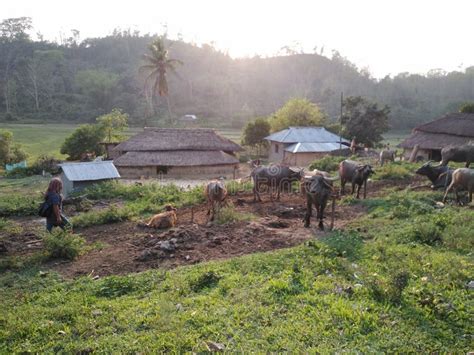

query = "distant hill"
1;22;473;129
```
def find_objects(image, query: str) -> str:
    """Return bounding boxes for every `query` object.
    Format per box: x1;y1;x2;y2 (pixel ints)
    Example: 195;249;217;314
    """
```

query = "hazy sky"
3;0;473;78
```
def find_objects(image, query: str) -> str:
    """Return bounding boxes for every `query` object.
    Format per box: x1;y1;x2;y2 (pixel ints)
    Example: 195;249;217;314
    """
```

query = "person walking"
44;177;72;232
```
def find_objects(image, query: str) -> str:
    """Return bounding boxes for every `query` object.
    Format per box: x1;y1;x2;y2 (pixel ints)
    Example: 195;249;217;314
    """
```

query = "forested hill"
1;19;473;129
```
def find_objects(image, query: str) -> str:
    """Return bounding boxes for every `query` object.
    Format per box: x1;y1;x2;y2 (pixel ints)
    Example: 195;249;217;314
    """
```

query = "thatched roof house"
113;128;243;178
399;113;474;161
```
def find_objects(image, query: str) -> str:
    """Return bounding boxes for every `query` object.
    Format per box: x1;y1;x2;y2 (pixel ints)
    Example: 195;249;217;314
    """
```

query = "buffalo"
303;175;335;230
339;160;375;199
440;144;474;168
416;161;453;189
205;180;228;221
442;168;474;204
379;149;395;166
251;165;303;202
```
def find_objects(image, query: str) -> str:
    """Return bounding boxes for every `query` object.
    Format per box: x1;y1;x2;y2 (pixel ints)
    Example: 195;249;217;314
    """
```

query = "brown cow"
205;180;228;221
145;205;177;229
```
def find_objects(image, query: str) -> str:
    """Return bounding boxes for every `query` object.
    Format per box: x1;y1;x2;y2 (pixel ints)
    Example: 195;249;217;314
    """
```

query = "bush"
0;194;38;217
321;231;363;259
375;163;412;181
309;155;345;172
43;230;85;260
404;222;443;246
215;205;255;225
190;271;221;292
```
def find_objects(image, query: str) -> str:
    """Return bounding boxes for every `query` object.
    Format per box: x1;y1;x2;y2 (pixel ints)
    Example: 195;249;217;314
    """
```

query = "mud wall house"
399;113;474;161
113;128;243;179
59;161;121;197
265;126;350;166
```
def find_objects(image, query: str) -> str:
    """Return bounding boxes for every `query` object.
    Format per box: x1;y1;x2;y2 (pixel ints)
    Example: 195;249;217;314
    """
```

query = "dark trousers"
46;215;72;232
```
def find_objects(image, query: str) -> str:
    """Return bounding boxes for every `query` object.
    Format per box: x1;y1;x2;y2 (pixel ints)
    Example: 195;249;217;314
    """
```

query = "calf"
442;168;474;204
303;175;334;230
145;205;177;229
416;161;453;189
339;160;375;199
205;180;228;221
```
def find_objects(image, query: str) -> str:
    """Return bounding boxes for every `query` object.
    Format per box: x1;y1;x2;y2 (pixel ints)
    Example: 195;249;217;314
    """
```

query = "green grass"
0;187;472;352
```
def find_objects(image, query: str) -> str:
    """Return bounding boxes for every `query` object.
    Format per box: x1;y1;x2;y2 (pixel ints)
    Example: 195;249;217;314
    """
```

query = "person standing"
44;177;72;232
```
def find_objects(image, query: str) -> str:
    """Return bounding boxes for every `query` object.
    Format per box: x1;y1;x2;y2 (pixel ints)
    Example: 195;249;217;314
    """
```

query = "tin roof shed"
59;161;121;181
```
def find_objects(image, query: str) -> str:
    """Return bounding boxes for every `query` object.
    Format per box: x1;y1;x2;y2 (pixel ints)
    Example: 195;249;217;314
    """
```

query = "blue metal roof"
285;142;346;153
59;161;120;182
265;126;349;144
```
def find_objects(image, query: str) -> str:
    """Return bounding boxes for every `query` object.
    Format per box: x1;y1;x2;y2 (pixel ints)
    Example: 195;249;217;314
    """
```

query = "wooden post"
409;144;420;163
330;195;336;230
191;206;194;223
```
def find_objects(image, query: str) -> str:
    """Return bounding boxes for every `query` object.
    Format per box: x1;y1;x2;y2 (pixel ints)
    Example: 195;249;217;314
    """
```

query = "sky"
3;0;473;78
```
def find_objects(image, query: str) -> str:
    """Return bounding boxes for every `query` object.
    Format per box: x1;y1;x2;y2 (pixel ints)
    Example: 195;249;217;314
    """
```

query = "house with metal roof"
59;161;121;197
265;126;349;165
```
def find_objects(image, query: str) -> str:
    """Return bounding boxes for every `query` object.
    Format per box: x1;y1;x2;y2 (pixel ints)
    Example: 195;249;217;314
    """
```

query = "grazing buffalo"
303;175;334;230
339;160;375;199
251;165;303;202
416;161;453;189
145;205;177;229
205;180;228;221
440;145;474;168
443;168;474;204
379;149;395;166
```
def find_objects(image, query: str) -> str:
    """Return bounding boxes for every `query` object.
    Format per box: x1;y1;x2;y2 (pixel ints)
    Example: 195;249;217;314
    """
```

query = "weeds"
309;155;345;172
190;271;221;292
43;230;85;260
215;205;255;224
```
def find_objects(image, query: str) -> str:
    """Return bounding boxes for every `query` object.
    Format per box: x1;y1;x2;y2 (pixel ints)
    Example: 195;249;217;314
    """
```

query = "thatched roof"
399;113;474;149
114;150;239;167
113;128;242;152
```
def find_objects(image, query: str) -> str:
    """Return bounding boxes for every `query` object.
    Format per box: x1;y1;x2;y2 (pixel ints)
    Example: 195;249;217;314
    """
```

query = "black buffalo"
339;160;375;199
440;145;474;168
416;161;453;189
251;165;303;202
303;175;334;230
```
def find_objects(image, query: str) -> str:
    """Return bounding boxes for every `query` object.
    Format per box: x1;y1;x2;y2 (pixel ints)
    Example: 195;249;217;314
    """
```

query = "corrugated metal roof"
285;142;347;153
265;126;349;144
59;161;121;182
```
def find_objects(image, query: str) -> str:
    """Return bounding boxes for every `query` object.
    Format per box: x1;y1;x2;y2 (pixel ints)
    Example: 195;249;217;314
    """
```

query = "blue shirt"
45;192;62;223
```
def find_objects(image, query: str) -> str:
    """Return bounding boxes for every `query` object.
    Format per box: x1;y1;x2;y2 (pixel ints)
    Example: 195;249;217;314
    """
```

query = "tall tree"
270;98;326;132
139;37;182;121
242;117;271;156
341;96;390;147
96;108;129;142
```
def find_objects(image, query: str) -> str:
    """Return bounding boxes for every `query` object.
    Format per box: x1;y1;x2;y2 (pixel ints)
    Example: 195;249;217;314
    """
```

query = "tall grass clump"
215;205;255;225
374;162;412;181
43;230;85;260
309;155;345;172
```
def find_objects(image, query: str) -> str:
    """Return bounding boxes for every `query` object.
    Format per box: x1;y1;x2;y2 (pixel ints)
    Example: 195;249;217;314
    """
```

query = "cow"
416;161;453;189
379;149;396;166
442;168;474;204
440;144;474;168
145;205;177;229
303;175;335;230
251;165;303;202
339;160;375;199
205;180;228;221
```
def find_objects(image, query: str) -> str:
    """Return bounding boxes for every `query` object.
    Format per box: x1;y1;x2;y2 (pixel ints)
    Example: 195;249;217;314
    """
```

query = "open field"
0;161;473;352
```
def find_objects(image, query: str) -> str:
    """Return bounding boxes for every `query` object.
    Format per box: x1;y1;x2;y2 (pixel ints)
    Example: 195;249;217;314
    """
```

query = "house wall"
60;173;74;198
402;148;431;161
283;152;330;167
268;142;288;162
117;164;239;179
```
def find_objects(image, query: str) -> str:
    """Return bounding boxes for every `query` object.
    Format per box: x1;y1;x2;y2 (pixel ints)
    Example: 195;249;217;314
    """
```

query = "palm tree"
140;37;182;122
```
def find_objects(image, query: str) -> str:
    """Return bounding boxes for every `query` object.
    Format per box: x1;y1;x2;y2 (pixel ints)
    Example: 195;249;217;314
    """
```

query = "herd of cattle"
143;144;474;231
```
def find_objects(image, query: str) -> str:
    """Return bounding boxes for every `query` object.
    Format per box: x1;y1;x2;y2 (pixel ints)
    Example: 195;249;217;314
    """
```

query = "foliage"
270;98;326;132
4;155;60;178
459;102;474;113
241;117;270;155
308;155;345;172
342;96;390;147
96;108;129;143
320;230;363;259
0;129;28;165
215;205;255;225
373;161;413;180
75;69;119;112
60;124;105;160
42;230;85;260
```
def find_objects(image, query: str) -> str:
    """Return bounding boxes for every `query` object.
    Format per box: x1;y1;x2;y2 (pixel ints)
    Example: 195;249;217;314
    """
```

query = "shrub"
0;194;38;217
375;163;412;181
43;230;85;260
321;231;363;259
215;205;255;225
405;222;443;246
388;271;410;304
190;271;221;292
309;155;345;172
96;275;137;298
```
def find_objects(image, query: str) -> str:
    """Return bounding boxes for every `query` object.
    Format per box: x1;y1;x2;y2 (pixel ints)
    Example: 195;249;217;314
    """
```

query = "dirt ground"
1;179;414;278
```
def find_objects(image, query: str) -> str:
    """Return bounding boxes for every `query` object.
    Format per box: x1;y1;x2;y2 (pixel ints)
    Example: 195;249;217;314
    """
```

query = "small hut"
59;161;121;197
113;128;243;178
265;126;349;165
399;113;474;161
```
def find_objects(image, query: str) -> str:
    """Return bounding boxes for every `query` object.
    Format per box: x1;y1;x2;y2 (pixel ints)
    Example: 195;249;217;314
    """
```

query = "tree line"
1;17;474;129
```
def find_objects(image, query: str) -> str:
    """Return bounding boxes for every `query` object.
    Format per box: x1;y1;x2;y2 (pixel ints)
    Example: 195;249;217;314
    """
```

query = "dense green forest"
1;17;473;129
